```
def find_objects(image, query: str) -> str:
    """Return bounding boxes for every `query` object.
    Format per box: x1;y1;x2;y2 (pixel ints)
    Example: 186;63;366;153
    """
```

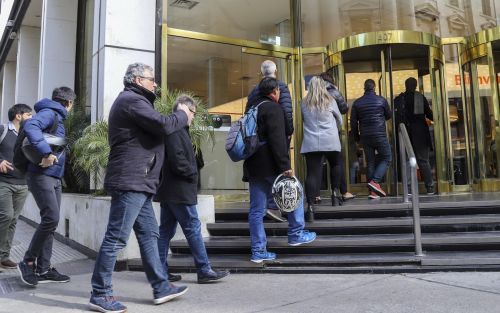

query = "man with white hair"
246;60;293;223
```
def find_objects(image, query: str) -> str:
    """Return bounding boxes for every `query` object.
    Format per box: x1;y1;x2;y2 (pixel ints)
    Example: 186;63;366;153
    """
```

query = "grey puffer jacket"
300;99;342;154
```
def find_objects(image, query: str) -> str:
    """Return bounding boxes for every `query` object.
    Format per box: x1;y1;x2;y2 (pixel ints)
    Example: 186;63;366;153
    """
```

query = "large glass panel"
444;44;470;185
167;36;289;190
462;62;480;180
300;0;500;47
166;0;291;46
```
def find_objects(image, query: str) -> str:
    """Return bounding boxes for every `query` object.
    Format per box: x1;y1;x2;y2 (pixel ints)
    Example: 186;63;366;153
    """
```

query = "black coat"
350;90;391;140
243;95;290;180
394;91;433;149
326;82;348;114
104;84;188;194
155;127;198;205
247;80;294;137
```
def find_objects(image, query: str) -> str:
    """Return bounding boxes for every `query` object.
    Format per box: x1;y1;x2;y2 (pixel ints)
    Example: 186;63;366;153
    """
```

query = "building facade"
0;0;499;195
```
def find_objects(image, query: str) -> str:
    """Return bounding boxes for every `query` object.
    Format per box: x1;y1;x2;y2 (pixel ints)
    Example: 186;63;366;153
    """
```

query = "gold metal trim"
302;47;327;54
460;43;489;65
167;27;294;54
327;30;441;55
442;37;466;45
466;26;500;49
241;47;290;59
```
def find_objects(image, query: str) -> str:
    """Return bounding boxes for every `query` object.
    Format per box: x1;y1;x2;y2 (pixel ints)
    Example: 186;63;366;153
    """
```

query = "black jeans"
24;172;62;273
333;153;348;194
304;151;340;204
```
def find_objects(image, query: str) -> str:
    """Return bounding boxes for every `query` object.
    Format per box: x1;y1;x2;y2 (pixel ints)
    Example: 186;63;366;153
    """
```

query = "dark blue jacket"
350;90;391;140
247;80;293;137
24;99;68;178
104;84;188;195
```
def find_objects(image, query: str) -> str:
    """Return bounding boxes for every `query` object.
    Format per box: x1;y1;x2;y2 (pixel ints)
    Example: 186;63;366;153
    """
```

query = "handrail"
398;123;424;257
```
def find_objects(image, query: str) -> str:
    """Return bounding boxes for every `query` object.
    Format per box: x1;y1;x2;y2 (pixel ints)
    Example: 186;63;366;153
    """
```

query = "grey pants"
0;181;28;261
24;172;62;273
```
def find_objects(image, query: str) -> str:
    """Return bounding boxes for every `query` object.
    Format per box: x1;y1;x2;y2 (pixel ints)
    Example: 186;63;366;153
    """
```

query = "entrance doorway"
326;31;461;195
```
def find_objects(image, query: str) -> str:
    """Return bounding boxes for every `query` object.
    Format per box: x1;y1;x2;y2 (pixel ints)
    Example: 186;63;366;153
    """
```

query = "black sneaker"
37;267;70;283
197;269;230;284
17;261;38;286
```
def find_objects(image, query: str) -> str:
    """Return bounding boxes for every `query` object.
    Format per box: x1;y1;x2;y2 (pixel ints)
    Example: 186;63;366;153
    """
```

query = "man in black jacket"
156;94;229;284
89;63;192;313
245;77;316;263
351;79;392;199
247;60;292;222
0;104;32;270
395;77;434;194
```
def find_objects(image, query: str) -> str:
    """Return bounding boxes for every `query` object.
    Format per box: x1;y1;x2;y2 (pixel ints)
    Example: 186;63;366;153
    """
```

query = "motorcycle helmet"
22;133;67;164
272;174;303;213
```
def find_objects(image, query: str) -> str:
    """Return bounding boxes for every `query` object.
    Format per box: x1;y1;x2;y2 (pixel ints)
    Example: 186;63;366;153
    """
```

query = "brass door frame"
460;26;500;191
326;30;452;195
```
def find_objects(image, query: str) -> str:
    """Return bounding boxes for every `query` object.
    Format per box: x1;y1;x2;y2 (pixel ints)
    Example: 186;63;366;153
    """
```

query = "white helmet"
22;134;66;164
272;174;303;213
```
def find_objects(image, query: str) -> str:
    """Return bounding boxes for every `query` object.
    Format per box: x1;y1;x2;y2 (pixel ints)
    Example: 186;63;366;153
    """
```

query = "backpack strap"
0;124;8;145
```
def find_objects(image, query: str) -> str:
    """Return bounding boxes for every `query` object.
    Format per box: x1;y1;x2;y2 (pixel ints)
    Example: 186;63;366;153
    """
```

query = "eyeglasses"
139;76;155;82
189;108;197;115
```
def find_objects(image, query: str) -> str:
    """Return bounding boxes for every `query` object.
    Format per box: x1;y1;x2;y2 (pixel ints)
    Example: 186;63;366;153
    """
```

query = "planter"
22;193;215;262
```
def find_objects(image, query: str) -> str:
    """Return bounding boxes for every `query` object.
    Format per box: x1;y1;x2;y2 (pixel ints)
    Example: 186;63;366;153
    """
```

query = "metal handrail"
398;123;424;257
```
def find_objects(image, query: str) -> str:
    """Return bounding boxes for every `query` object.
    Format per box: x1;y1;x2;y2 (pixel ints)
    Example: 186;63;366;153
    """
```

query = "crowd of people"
0;59;434;313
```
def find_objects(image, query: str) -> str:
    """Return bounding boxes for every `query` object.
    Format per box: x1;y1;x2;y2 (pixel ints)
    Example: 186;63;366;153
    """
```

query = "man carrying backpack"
0;104;32;270
17;87;75;286
247;60;292;223
244;77;316;263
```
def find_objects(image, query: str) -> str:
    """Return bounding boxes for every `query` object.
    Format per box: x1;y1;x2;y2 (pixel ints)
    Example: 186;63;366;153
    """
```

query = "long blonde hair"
304;76;333;112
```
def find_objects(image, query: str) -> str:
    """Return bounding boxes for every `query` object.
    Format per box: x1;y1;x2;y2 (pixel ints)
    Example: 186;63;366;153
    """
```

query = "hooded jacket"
23;99;68;178
104;84;188;194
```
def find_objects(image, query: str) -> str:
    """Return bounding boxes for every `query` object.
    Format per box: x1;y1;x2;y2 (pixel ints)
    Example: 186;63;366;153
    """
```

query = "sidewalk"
1;221;500;313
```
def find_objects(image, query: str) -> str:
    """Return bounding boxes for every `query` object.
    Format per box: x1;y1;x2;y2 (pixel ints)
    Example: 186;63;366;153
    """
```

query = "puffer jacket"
23;99;68;178
325;82;348;114
350;90;391;140
247;80;293;137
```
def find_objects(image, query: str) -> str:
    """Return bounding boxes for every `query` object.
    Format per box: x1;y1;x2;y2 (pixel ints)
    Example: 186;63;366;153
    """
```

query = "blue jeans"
158;201;211;274
248;176;305;254
362;136;392;183
91;190;170;297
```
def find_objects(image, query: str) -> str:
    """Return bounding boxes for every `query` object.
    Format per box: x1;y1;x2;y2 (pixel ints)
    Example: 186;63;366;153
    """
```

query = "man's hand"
177;103;193;125
0;160;14;173
39;154;58;168
283;169;293;177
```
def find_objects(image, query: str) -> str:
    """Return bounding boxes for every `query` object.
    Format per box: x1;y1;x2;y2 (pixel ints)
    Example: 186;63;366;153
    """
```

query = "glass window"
167;36;290;190
166;0;291;46
482;0;492;16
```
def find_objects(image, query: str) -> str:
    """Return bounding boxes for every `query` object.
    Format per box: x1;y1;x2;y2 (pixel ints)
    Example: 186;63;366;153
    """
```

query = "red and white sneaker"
368;191;380;200
368;180;386;197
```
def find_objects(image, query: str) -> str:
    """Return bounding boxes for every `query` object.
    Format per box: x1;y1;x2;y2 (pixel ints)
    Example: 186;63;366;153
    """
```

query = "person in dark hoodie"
88;63;192;313
17;87;75;286
245;77;316;263
156;94;229;284
247;60;292;223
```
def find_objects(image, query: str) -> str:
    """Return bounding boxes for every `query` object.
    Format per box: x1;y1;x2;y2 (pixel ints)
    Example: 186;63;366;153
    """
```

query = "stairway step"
208;214;500;236
170;231;500;254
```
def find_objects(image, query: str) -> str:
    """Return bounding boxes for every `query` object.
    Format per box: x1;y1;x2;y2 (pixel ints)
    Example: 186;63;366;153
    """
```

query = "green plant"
63;103;90;192
72;89;214;190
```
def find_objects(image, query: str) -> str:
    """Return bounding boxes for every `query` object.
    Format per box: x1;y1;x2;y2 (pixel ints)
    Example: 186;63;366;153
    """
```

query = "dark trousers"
333;153;348;194
362;136;392;183
304;151;340;204
24;172;62;273
158;201;211;274
407;145;433;188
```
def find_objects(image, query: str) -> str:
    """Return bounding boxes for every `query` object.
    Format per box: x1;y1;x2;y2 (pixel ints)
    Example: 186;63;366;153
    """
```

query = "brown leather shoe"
1;259;17;269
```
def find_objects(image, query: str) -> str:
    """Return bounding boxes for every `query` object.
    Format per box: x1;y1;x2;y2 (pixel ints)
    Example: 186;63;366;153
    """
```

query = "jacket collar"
125;83;157;104
364;90;376;95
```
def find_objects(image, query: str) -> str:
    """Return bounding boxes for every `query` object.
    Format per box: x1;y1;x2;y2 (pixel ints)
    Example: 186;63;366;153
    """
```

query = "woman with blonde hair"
301;76;343;222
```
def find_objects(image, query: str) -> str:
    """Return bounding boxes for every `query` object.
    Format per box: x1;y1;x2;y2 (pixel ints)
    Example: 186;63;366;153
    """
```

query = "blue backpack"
225;101;267;162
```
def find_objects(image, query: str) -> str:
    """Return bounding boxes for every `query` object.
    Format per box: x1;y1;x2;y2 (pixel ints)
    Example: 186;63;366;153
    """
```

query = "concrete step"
207;214;500;236
126;251;500;273
216;200;500;220
170;231;500;254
